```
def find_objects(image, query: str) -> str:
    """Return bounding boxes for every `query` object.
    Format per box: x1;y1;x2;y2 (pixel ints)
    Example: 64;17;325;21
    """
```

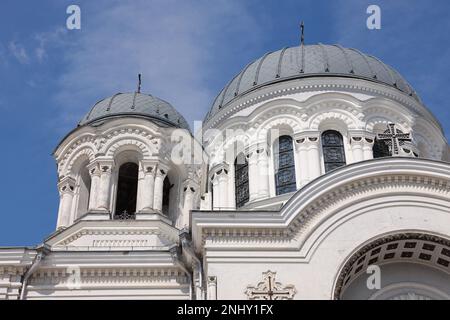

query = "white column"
207;276;217;300
362;136;375;160
57;177;76;229
306;135;321;181
180;181;197;228
216;168;229;209
137;161;157;212
153;163;169;212
87;162;100;212
294;136;309;187
211;176;219;210
97;160;114;212
350;136;364;163
246;149;259;202
210;163;229;210
256;146;270;199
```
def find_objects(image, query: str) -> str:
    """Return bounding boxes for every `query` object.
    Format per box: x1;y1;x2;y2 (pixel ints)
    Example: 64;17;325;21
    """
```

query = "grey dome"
206;44;420;121
79;92;190;130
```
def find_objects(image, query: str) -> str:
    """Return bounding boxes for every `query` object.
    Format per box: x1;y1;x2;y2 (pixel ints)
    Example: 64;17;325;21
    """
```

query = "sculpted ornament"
245;271;296;300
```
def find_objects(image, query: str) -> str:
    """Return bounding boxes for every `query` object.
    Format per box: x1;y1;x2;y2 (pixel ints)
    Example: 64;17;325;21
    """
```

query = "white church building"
1;43;450;300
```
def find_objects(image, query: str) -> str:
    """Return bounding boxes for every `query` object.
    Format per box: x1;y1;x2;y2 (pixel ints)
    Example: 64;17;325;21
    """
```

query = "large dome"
206;44;420;121
79;92;190;130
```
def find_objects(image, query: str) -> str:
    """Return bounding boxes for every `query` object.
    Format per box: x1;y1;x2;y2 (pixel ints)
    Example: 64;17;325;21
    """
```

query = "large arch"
333;232;450;300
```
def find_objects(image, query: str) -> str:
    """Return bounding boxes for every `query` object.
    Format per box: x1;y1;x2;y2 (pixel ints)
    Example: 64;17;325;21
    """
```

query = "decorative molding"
92;239;149;247
28;267;188;286
57;125;162;177
204;80;440;132
55;228;179;247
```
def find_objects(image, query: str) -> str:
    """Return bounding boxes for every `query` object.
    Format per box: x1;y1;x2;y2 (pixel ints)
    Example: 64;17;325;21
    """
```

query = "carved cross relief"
245;271;296;300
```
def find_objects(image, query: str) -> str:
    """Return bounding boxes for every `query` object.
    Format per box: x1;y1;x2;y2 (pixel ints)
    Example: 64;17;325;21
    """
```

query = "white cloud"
8;41;29;64
53;0;263;131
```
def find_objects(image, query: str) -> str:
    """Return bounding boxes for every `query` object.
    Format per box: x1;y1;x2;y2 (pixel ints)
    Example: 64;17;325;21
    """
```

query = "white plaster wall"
205;200;450;300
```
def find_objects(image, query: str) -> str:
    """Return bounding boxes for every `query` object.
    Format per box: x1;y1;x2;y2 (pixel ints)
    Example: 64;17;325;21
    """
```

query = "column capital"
156;162;170;177
87;161;100;177
209;162;229;181
293;131;321;148
363;136;375;146
293;134;309;151
246;142;270;158
183;179;199;194
140;159;159;176
349;131;375;145
183;185;197;195
58;176;76;194
350;136;364;146
304;135;321;148
96;158;115;173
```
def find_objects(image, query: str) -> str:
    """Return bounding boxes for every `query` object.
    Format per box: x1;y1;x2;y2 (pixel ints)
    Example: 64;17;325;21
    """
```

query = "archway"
334;233;450;300
115;162;139;219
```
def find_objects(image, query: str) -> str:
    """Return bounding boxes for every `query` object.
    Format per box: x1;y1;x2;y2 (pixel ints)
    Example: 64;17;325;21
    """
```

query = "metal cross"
300;21;305;45
376;123;411;155
137;73;142;93
245;271;296;300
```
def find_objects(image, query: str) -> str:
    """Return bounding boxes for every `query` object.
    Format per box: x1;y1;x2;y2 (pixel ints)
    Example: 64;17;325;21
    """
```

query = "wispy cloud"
34;27;68;63
8;41;29;64
331;0;450;138
52;0;263;131
4;27;68;66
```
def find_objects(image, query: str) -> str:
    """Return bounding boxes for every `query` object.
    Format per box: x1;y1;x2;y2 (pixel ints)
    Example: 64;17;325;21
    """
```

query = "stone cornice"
28;266;189;286
45;219;181;248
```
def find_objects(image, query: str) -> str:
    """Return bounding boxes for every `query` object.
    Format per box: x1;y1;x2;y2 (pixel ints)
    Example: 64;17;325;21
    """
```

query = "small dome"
206;44;420;121
79;92;190;130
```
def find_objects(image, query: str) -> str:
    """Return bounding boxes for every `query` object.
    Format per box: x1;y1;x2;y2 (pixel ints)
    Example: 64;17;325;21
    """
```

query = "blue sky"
0;0;449;245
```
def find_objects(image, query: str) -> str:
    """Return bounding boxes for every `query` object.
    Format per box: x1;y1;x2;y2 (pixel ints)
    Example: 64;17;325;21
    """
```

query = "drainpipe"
170;247;193;300
20;247;47;300
180;230;204;300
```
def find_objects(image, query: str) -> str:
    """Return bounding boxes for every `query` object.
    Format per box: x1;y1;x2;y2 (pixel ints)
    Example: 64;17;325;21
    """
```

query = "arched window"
76;165;91;218
162;176;173;215
234;153;249;208
274;135;296;195
115;162;138;219
373;138;390;158
322;130;346;173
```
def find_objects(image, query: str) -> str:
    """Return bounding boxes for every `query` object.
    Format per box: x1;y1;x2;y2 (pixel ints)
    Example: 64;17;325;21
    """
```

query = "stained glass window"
234;153;249;208
322;130;346;173
274;135;297;195
373;138;391;158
